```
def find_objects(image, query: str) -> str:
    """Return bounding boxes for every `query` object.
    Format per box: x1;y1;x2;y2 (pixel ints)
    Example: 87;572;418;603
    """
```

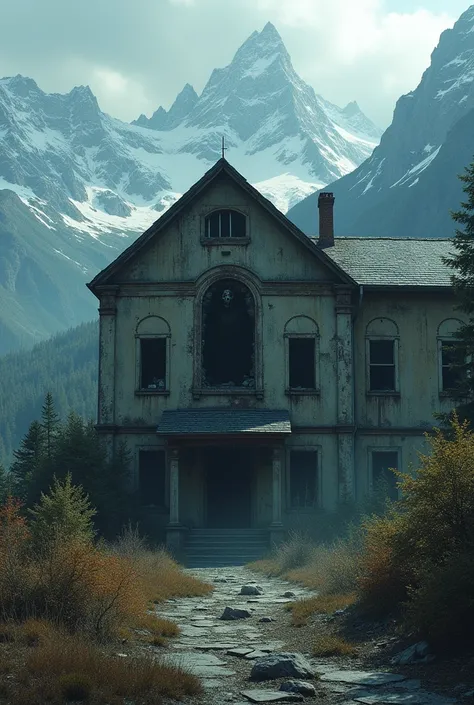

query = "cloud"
0;0;460;128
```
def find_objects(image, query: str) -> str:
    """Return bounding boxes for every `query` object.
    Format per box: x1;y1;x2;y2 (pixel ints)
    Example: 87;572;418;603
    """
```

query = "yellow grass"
0;624;201;705
288;593;357;627
131;548;213;603
312;633;358;657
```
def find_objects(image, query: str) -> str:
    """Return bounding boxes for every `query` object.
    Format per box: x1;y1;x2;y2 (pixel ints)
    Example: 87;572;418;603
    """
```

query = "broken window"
289;450;318;508
440;341;465;392
202;279;255;388
289;338;316;389
205;210;246;239
140;338;167;390
369;339;396;391
138;450;166;506
371;451;399;502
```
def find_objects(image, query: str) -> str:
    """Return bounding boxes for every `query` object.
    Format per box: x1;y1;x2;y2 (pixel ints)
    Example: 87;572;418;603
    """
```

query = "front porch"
156;409;291;560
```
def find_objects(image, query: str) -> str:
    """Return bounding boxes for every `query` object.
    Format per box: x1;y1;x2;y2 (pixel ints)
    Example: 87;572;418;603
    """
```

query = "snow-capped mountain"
288;5;474;238
0;22;381;355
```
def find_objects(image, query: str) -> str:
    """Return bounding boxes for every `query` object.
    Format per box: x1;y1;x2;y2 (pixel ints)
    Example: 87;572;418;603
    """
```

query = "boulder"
391;641;434;666
259;617;275;623
250;652;315;681
220;607;252;621
241;585;264;596
280;680;317;696
282;591;296;598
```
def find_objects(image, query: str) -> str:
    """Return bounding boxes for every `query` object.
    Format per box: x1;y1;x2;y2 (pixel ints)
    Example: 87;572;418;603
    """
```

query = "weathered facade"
87;159;463;554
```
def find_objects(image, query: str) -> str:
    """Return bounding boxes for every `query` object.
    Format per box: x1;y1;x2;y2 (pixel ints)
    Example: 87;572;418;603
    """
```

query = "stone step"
185;528;269;568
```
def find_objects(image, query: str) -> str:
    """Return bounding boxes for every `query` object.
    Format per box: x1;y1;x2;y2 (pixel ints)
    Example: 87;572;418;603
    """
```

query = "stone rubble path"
157;567;457;705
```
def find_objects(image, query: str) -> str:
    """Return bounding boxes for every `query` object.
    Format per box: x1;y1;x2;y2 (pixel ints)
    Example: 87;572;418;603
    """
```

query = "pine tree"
444;159;474;422
9;420;45;500
28;473;96;550
41;392;60;462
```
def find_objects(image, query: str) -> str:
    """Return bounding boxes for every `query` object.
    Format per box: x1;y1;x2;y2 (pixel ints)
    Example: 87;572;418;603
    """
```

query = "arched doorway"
201;278;255;388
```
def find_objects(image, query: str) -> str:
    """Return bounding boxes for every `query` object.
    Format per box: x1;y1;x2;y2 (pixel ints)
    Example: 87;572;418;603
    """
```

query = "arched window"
284;316;320;393
135;316;171;393
205;209;246;239
366;318;399;393
202;279;255;387
437;318;465;394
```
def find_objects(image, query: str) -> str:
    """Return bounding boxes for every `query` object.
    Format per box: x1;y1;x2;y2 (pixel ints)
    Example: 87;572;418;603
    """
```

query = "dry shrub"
127;546;213;603
274;531;315;572
288;535;360;594
312;633;357;657
288;593;357;627
357;513;409;615
134;611;179;645
5;625;201;705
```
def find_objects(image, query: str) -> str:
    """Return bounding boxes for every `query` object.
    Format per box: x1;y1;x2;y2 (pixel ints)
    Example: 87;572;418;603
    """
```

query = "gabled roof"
87;158;355;294
318;237;454;288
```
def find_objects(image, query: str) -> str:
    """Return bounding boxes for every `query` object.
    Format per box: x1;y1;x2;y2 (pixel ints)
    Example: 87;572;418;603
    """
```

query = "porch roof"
156;409;292;436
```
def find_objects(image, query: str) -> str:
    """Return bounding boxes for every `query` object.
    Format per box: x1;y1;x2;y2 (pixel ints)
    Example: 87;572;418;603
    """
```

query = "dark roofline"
308;236;453;243
87;158;355;296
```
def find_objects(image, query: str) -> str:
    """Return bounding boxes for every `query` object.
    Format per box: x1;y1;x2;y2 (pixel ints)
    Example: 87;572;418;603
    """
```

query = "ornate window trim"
192;266;263;398
135;315;171;396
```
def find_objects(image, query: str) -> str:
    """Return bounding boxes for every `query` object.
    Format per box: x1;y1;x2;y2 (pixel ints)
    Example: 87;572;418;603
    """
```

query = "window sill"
287;507;321;513
193;387;263;399
285;388;320;396
200;237;250;247
135;389;170;396
366;391;400;397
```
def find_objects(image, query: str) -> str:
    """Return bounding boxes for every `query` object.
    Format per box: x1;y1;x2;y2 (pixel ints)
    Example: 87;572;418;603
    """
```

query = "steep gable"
87;159;354;293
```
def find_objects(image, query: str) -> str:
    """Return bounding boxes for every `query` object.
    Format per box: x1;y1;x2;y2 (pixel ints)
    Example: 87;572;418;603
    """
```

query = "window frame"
135;332;171;396
366;336;400;395
201;208;250;246
438;337;466;397
286;446;321;511
368;447;401;500
136;446;169;510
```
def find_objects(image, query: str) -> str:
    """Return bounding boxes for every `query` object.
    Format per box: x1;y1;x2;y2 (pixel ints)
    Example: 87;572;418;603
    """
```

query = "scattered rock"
214;578;228;583
391;642;434;666
319;671;405;686
282;591;296;598
259;617;275;623
250;653;315;681
280;680;317;696
228;647;255;657
242;689;304;703
245;650;270;660
241;585;264;596
220;607;252;621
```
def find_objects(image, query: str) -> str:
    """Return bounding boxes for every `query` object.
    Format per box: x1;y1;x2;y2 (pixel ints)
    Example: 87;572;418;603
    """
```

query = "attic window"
205;210;246;239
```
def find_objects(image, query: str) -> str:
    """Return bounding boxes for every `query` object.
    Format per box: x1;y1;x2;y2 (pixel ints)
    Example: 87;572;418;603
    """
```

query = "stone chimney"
318;192;335;248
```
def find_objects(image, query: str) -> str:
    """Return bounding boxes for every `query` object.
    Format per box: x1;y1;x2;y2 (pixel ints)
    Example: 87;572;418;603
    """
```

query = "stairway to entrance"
185;528;270;568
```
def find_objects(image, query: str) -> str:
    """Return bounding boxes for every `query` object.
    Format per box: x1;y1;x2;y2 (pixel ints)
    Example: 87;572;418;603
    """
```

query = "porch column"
169;448;180;525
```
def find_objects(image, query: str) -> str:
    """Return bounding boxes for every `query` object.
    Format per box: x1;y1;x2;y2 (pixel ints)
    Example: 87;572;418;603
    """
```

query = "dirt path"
157;567;458;705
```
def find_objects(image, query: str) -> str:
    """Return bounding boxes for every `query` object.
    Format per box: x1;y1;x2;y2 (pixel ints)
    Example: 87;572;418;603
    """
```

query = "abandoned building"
87;158;463;563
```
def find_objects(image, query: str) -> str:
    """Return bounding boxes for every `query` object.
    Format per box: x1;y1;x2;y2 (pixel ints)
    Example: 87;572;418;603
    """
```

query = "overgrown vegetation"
0;474;211;703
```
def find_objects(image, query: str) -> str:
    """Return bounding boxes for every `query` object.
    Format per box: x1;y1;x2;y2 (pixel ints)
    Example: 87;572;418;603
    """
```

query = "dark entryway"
204;447;253;528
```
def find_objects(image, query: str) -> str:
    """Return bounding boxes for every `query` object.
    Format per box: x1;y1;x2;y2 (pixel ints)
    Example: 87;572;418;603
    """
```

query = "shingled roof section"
156;409;291;435
313;237;454;288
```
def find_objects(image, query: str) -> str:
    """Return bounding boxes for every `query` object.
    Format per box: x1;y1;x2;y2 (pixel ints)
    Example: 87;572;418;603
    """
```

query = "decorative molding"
104;280;337;298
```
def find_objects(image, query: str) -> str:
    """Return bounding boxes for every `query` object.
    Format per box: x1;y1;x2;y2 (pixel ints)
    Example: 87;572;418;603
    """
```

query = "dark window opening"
139;450;166;506
290;450;318;508
289;338;316;389
372;451;398;502
441;342;465;391
140;338;166;390
202;279;255;387
369;339;396;391
205;210;246;239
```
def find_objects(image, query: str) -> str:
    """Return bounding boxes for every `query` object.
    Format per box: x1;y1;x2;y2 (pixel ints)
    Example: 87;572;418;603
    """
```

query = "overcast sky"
0;0;470;128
